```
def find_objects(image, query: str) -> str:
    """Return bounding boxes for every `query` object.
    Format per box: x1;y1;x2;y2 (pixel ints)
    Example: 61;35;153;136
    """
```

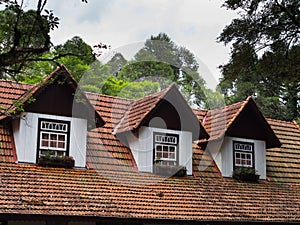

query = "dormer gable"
114;84;209;176
7;65;105;168
114;83;208;140
4;65;104;128
202;97;281;180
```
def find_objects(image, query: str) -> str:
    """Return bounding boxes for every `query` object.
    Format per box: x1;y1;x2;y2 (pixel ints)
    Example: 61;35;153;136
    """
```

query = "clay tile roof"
0;124;16;163
85;92;137;172
0;80;33;118
200;99;247;141
1;162;300;222
113;85;172;134
192;143;221;178
0;65;104;127
267;119;300;183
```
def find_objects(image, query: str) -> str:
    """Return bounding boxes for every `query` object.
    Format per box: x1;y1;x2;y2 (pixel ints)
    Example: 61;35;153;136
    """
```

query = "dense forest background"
0;0;299;123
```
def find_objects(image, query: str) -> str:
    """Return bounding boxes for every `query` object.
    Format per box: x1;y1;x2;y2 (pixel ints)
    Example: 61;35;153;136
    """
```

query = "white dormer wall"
127;126;193;175
12;112;87;167
206;136;266;179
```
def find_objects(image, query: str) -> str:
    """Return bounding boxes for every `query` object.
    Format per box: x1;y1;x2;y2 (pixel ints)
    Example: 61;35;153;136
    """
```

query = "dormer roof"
196;97;281;148
0;65;105;128
114;83;209;140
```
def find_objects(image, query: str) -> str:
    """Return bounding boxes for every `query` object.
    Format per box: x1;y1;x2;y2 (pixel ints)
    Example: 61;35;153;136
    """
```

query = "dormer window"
37;119;70;158
233;141;254;168
154;132;179;166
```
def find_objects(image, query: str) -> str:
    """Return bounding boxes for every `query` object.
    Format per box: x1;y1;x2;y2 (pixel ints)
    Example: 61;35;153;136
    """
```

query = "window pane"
50;140;57;148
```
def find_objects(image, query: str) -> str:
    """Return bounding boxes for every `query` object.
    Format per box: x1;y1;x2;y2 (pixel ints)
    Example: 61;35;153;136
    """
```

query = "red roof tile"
0;124;16;163
0;80;32;118
200;99;247;141
0;163;300;222
85;92;137;172
267;119;300;183
113;85;171;134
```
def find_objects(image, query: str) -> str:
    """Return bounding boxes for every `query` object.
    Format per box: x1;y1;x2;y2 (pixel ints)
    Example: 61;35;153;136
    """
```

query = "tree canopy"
218;0;300;53
218;0;300;121
78;33;224;108
0;0;87;80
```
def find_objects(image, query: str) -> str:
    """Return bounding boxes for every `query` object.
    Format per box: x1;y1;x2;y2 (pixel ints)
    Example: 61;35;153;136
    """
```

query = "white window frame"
154;133;178;166
233;141;254;168
38;119;70;158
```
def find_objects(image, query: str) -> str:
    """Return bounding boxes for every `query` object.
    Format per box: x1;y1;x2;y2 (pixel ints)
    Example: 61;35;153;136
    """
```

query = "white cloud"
47;0;237;86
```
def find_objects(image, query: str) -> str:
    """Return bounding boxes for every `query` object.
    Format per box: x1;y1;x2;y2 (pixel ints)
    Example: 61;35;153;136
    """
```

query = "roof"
0;124;16;163
0;80;33;118
198;97;280;148
0;65;105;127
195;100;246;141
113;86;168;134
1;162;300;222
114;83;209;140
1;70;300;222
266;119;300;183
85;92;137;172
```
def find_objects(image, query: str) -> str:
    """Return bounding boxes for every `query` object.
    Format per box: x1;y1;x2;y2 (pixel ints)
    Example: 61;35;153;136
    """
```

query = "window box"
38;155;75;168
154;165;187;177
232;167;260;182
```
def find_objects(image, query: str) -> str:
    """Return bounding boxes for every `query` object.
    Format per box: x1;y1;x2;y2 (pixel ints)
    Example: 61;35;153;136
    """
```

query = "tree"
117;33;222;108
19;36;96;83
218;0;300;53
0;0;87;80
218;0;300;120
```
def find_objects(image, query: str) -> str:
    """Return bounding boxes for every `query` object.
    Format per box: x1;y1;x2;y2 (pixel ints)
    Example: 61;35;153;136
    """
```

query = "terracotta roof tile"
192;143;221;178
201;100;247;141
85;92;137;172
266;119;300;183
113;86;171;134
0;124;16;163
0;80;32;117
0;163;300;222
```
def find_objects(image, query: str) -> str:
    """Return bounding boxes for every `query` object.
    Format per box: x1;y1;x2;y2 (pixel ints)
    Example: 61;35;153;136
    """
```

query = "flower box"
232;167;260;182
154;165;187;177
38;155;75;168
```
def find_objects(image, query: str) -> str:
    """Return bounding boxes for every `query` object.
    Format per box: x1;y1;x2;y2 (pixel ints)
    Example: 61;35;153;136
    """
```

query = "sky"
26;0;237;89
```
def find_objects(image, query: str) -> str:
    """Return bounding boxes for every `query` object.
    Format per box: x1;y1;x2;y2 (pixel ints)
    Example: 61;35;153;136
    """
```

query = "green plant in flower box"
232;167;260;182
38;152;75;168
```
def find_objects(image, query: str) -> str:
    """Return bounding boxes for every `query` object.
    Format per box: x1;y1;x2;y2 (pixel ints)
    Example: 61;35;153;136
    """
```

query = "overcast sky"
27;0;237;88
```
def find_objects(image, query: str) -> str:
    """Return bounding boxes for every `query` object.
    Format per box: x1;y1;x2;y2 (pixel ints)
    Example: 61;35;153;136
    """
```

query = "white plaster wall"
128;126;193;175
219;136;266;179
13;112;87;167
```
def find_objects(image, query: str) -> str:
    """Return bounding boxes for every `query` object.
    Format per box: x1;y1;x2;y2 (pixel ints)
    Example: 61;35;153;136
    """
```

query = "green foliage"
102;76;129;96
219;0;300;52
114;33;221;109
20;36;95;83
0;0;88;80
0;2;51;78
232;167;259;182
219;44;300;121
101;76;160;100
117;80;160;100
218;0;300;120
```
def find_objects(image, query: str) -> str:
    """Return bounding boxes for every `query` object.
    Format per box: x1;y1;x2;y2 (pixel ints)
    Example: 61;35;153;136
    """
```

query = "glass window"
233;141;254;168
38;119;70;158
154;133;178;166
